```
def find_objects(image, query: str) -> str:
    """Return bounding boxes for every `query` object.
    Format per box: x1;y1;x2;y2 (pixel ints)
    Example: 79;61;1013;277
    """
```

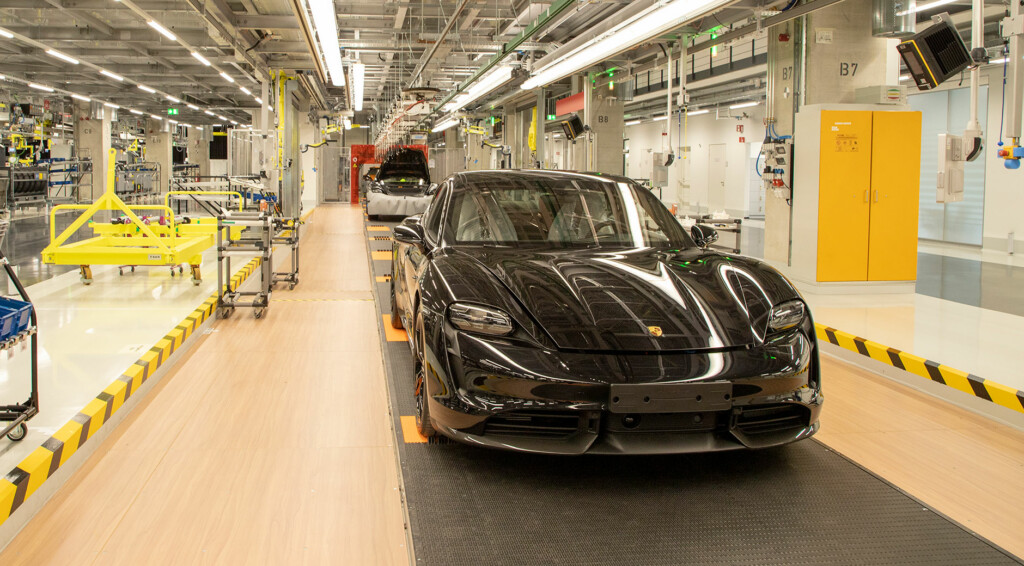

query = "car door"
397;181;449;324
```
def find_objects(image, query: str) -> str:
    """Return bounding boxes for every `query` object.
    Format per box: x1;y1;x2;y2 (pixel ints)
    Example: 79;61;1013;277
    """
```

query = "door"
708;143;727;212
868;111;922;281
817;110;873;282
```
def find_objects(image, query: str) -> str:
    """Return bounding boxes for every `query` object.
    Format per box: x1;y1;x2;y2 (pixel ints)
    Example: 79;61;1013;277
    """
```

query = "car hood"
459;247;799;352
378;147;429;182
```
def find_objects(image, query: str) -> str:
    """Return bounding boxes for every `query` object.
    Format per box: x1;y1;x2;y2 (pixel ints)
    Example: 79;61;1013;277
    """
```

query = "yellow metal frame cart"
41;149;242;285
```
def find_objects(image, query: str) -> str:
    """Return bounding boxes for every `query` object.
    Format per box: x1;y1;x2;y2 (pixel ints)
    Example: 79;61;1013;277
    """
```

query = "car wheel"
414;312;437;437
390;284;403;329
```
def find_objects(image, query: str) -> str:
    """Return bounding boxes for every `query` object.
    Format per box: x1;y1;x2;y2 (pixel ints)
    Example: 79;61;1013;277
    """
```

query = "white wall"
979;66;1024;252
625;104;765;218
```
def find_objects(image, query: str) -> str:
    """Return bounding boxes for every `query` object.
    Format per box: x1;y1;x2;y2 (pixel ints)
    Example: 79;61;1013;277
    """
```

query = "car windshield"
444;175;694;249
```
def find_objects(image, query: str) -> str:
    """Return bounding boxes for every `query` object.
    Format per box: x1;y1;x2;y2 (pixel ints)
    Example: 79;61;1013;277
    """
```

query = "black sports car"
390;170;822;454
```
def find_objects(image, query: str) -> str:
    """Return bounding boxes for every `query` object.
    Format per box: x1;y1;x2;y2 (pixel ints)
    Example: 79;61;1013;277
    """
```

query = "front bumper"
366;191;431;217
424;326;823;455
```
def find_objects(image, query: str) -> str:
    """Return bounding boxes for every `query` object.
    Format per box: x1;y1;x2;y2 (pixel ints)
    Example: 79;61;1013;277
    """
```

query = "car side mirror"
394;215;426;250
690;224;719;250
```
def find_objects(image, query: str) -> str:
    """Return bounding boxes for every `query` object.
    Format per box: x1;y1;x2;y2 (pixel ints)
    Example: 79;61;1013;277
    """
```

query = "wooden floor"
0;203;1020;564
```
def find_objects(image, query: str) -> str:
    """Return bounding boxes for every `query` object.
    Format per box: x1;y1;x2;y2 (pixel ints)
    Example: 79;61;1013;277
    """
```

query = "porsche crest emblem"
647;326;663;337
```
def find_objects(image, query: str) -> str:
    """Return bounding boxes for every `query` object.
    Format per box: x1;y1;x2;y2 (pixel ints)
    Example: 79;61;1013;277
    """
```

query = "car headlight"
369;183;383;193
448;303;514;336
767;300;806;332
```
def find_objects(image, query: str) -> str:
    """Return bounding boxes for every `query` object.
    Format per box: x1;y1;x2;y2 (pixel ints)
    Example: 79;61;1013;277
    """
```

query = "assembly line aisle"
0;205;409;565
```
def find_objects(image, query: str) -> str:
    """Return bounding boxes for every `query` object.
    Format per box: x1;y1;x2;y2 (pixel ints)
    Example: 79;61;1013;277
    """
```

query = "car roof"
450;169;638;188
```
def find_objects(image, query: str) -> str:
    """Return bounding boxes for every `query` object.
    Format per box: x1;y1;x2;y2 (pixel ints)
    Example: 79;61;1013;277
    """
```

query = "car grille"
733;404;810;435
382;184;427;197
482;410;583;439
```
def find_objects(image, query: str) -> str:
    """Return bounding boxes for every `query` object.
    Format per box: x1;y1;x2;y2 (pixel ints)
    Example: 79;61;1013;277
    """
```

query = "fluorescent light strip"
103;102;119;109
147;20;176;41
729;101;759;109
100;69;124;81
138;84;156;93
352;62;365;111
896;0;956;15
254;96;263;104
625;119;642;126
219;72;234;83
191;51;211;66
204;110;215;116
653;115;668;122
431;117;460;133
445;66;514;113
0;28;13;39
188;104;199;110
130;109;143;115
46;49;79;65
523;0;729;90
687;109;710;116
29;83;54;92
196;126;204;131
307;0;345;86
899;75;910;81
71;93;90;102
166;95;181;103
150;114;162;120
240;86;251;95
217;115;228;120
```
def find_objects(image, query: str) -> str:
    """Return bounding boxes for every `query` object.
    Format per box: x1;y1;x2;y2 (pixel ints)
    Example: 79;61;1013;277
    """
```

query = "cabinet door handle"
864;189;869;203
874;189;879;203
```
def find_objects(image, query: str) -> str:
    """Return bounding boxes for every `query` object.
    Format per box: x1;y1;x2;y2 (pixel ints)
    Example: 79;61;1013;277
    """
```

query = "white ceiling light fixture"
103;102;119;109
196;126;204;131
352;62;365;111
137;84;156;93
254;96;263;104
219;72;234;83
522;0;730;90
306;0;346;86
29;83;54;92
100;69;124;81
191;51;211;66
46;49;79;65
899;75;910;81
166;95;181;103
653;115;669;122
150;114;162;120
0;28;13;39
431;117;460;133
130;109;143;115
71;93;90;102
147;20;177;41
687;109;710;116
204;110;215;116
188;104;199;110
217;114;228;120
445;65;516;113
729;101;760;110
896;0;956;16
240;86;251;95
625;119;642;126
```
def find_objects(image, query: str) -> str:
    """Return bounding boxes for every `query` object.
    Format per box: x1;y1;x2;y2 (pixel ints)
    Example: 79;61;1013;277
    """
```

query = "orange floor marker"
400;416;428;443
367;226;390;232
371;250;391;261
382;315;408;342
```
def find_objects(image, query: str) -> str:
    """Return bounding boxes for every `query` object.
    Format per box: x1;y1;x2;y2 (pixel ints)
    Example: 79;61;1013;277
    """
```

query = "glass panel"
908;90;948;241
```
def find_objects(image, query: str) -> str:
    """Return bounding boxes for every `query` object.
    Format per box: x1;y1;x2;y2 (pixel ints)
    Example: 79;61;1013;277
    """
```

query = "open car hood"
463;248;797;352
378;148;429;182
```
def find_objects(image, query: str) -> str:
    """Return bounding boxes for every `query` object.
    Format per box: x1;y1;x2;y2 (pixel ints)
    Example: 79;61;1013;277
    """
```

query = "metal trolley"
0;223;39;442
216;210;274;319
271;217;300;290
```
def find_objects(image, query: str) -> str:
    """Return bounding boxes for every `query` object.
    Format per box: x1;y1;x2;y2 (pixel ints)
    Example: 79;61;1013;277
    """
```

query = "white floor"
0;248;242;473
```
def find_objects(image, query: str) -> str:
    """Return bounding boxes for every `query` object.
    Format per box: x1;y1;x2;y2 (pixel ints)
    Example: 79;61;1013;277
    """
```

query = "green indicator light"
546;114;556;120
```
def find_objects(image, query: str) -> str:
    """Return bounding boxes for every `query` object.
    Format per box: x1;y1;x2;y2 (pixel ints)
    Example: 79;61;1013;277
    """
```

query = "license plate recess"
608;382;733;413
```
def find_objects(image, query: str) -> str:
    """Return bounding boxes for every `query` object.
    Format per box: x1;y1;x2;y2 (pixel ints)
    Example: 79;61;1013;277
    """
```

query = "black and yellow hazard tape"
815;322;1024;415
0;255;265;525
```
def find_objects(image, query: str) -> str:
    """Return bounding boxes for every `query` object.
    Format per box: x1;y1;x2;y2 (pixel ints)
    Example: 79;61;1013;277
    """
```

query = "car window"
443;176;692;249
422;182;449;244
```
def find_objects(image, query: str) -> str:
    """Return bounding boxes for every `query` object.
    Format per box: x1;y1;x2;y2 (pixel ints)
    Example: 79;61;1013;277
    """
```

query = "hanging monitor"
896;13;971;91
561;114;585;141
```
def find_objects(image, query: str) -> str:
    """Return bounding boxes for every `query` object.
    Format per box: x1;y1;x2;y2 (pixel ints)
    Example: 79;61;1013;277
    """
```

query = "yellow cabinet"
816;110;921;282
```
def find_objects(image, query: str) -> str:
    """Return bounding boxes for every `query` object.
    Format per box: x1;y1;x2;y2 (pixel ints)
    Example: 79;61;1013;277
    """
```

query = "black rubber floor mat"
363;218;1020;566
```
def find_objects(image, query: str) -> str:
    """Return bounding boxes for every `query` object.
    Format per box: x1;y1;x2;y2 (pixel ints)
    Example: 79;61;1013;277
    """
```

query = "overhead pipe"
408;0;472;88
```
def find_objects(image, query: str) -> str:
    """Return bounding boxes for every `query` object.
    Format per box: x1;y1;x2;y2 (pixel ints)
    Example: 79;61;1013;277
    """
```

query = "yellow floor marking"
375;276;391;283
382;315;407;342
400;416;427;443
367;226;390;232
371;250;391;261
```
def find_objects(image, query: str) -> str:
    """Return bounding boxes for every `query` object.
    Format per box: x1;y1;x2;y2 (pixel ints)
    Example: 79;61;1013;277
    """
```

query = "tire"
390;285;404;329
6;422;27;442
414;312;437;437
